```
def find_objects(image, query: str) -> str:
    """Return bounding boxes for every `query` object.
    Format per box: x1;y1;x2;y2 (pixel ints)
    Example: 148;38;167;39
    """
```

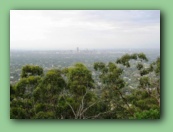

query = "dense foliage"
10;53;160;119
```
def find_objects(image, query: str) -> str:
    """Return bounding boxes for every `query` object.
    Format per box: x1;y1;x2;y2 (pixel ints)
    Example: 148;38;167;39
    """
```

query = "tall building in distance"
77;47;79;52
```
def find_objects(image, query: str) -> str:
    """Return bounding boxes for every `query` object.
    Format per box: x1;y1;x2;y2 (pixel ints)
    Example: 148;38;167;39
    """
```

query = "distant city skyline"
10;10;160;50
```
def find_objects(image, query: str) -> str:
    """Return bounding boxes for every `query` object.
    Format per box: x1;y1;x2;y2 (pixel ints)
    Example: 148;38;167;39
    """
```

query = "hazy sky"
10;10;160;50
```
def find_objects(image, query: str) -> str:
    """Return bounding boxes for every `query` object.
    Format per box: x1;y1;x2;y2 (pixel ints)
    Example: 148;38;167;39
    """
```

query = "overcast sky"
10;10;160;50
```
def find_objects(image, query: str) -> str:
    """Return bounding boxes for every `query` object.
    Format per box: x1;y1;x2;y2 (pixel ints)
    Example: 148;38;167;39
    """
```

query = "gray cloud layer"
10;10;160;50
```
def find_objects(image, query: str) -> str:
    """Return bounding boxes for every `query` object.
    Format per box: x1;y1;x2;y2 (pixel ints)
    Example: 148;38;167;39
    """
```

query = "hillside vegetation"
10;53;160;119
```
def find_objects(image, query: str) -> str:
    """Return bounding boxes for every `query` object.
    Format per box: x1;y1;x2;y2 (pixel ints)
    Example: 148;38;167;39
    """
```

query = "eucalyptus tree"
61;63;111;119
10;65;43;119
116;54;160;119
33;69;66;119
94;61;132;118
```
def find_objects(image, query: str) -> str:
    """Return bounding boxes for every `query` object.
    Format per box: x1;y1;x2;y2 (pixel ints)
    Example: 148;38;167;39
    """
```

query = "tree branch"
62;94;77;119
85;110;113;119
